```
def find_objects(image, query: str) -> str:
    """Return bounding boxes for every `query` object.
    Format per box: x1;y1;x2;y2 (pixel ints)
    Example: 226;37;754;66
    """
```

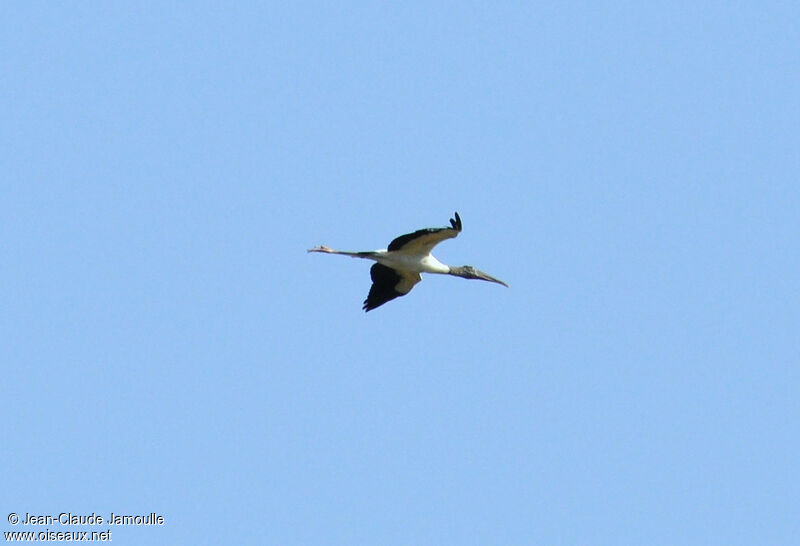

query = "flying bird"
308;212;508;311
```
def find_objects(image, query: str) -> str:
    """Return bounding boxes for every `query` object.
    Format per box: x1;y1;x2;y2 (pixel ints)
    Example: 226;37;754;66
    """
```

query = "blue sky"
3;2;799;544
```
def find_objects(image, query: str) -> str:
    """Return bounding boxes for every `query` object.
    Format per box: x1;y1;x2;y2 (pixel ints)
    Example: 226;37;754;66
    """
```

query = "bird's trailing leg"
307;246;379;259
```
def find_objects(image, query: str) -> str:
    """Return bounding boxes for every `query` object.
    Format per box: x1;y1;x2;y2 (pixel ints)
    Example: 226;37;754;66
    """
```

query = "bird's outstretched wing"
386;212;462;254
363;263;421;312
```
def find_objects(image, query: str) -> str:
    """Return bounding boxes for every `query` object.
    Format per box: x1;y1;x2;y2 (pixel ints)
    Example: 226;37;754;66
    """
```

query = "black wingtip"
450;211;462;231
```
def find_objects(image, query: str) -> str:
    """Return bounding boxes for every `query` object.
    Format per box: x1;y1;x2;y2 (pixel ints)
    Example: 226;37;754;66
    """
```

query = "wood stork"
308;212;508;311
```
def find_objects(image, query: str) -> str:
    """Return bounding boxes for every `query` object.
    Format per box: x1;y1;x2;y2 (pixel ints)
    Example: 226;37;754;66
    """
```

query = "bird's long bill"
474;269;509;287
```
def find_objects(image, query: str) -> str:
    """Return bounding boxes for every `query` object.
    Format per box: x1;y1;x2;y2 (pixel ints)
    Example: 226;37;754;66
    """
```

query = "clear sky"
3;2;799;544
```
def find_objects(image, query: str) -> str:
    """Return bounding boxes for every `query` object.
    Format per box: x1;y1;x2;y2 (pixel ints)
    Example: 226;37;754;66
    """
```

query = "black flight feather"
362;263;404;312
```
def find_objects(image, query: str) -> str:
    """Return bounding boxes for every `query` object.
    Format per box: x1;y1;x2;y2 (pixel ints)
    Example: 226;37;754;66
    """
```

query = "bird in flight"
308;212;508;311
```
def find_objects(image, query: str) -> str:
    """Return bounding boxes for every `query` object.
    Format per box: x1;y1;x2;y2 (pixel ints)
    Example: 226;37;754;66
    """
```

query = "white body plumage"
373;250;450;274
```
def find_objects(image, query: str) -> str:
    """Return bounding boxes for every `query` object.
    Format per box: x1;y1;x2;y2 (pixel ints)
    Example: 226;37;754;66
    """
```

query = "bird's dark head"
449;265;508;287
